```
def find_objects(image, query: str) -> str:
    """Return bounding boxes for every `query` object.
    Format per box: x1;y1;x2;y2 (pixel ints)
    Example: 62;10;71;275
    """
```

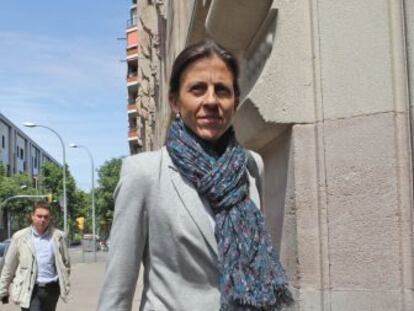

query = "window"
1;135;4;148
20;148;24;159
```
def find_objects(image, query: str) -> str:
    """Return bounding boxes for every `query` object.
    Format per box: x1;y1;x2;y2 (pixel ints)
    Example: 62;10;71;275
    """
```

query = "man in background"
0;201;70;311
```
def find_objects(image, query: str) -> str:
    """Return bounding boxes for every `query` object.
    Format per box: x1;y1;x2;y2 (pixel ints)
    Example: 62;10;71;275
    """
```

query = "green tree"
71;189;90;242
0;164;37;232
0;161;90;240
95;157;123;238
39;161;79;239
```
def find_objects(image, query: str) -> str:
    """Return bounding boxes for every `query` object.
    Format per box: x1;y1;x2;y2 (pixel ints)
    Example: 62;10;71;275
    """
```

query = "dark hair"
169;39;240;99
32;201;51;214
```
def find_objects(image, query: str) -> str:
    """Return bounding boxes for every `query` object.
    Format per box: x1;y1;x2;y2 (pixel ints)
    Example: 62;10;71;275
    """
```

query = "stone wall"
137;0;414;309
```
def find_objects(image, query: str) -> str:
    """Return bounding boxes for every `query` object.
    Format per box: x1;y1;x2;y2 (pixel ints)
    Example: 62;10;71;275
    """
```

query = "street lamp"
23;122;68;236
69;143;96;262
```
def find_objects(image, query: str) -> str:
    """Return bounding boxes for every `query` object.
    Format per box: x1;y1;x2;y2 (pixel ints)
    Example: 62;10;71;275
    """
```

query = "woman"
98;40;292;311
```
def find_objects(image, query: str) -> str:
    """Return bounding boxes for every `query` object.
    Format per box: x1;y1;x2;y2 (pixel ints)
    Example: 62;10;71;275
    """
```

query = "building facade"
0;113;59;238
0;113;59;179
126;0;166;154
131;0;414;310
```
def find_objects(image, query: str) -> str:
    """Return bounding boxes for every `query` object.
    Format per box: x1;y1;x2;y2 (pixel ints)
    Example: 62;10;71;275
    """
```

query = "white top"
32;227;58;283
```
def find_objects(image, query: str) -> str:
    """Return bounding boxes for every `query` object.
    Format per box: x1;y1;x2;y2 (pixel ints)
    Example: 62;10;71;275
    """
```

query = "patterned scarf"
166;119;293;310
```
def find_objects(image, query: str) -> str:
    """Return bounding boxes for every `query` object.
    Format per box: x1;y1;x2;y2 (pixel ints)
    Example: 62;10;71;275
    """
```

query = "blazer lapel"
169;166;218;257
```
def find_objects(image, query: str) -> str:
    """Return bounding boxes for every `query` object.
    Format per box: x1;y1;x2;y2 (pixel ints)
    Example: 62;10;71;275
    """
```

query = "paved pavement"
2;246;143;311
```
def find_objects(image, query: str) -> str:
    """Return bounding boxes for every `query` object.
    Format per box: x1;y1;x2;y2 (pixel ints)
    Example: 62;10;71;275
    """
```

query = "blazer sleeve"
0;235;19;298
97;156;149;311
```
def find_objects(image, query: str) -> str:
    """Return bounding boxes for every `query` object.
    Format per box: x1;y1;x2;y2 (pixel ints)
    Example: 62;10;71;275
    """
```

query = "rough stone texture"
205;0;272;51
290;124;325;290
318;0;394;119
324;113;401;289
246;0;316;124
233;99;288;150
133;1;165;152
329;290;407;311
407;0;414;111
298;290;412;311
260;128;292;250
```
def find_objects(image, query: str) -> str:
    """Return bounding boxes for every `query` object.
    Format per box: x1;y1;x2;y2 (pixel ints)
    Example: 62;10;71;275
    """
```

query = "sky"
0;1;131;190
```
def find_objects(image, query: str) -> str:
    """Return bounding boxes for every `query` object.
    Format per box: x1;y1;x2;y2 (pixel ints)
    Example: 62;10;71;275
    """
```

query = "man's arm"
0;237;19;299
61;235;71;276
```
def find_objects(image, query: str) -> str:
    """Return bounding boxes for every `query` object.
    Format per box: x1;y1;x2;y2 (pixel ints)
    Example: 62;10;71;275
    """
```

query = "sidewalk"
2;246;143;311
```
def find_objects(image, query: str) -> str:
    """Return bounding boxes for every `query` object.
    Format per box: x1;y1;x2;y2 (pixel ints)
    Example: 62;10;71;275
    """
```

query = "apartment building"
126;0;162;154
0;113;59;178
126;0;140;153
0;113;60;239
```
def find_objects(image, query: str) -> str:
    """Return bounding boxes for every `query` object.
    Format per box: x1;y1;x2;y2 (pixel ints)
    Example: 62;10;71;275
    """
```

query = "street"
2;246;143;311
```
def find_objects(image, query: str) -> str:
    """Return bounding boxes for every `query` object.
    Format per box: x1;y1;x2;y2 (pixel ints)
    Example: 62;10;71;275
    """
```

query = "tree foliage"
1;155;125;241
38;161;82;238
0;165;36;229
0;161;89;240
95;157;123;237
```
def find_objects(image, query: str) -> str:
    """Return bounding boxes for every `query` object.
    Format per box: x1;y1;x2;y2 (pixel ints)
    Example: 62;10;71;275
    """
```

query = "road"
2;246;143;310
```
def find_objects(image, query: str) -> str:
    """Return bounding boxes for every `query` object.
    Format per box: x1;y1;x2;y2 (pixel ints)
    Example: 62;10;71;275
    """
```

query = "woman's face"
170;55;238;142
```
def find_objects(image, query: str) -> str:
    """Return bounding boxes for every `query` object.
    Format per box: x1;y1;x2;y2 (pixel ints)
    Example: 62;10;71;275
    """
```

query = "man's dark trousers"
21;281;60;311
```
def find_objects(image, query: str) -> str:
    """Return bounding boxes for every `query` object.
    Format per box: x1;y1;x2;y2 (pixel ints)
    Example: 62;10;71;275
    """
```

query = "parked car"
0;239;11;274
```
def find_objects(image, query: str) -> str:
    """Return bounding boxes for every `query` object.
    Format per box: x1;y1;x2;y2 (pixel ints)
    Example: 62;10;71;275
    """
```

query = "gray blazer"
97;147;264;311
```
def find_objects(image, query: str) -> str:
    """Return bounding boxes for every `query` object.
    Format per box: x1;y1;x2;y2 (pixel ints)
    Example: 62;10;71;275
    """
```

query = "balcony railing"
128;103;137;113
128;96;136;104
127;72;138;84
127;46;138;57
128;127;138;139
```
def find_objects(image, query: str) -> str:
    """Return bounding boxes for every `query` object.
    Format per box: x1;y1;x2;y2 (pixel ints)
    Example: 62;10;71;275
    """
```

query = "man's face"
31;207;50;234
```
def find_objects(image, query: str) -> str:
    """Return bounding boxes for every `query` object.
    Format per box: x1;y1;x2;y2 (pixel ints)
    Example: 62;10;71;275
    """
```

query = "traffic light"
47;193;53;203
76;216;85;231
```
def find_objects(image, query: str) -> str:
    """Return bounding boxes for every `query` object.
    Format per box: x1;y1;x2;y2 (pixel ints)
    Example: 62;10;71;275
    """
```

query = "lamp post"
23;123;68;236
69;143;96;262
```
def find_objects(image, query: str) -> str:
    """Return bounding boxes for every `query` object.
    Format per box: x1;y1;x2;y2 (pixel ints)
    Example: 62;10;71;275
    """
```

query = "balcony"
126;29;138;47
128;103;137;114
127;72;139;90
127;71;138;82
128;136;142;154
128;127;138;140
127;46;138;58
